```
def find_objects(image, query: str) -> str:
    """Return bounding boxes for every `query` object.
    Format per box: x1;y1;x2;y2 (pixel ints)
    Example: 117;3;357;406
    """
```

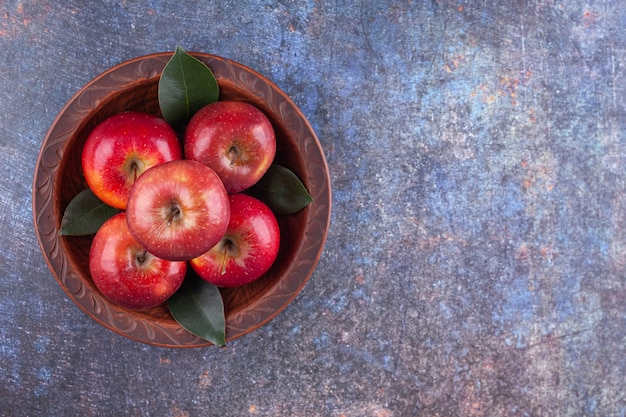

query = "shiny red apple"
125;159;230;261
82;111;182;210
184;101;276;193
190;193;280;288
89;212;187;310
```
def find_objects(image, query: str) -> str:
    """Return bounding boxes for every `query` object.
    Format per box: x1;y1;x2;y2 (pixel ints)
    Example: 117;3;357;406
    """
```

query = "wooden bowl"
32;53;331;347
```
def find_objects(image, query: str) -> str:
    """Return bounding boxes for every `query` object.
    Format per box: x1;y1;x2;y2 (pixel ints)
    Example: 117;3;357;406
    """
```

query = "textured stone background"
1;1;625;416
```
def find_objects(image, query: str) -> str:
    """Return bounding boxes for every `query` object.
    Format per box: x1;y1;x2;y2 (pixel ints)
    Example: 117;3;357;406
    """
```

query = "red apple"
184;101;276;193
125;159;230;261
190;193;280;288
89;212;187;310
82;111;182;210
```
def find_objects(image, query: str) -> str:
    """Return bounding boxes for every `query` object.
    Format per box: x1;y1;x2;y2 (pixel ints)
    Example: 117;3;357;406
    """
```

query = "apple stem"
221;246;228;275
220;238;236;275
131;160;140;183
166;205;182;226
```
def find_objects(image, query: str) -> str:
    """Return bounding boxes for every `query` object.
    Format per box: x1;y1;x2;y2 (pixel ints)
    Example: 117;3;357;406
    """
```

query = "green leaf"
59;188;120;236
168;272;226;346
246;164;313;215
158;46;219;128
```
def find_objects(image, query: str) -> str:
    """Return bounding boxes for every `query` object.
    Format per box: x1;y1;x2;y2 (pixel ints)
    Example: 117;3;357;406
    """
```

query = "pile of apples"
82;101;281;310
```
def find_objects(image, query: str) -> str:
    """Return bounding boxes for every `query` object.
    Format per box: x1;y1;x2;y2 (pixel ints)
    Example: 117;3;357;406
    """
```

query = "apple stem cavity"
132;162;139;182
166;203;183;226
126;157;145;184
227;145;247;167
219;237;240;275
136;250;148;265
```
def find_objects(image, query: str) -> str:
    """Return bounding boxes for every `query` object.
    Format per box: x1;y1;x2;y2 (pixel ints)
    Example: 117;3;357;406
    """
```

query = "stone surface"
1;1;625;416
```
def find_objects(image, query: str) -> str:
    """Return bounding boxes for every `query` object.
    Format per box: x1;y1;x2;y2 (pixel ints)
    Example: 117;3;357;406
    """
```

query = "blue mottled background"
1;1;625;416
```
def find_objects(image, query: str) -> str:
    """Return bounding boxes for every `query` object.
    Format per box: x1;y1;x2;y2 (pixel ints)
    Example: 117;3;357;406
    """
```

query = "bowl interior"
35;53;330;347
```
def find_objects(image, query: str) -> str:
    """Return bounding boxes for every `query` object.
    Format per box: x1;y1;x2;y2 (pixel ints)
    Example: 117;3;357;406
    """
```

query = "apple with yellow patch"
81;111;182;209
